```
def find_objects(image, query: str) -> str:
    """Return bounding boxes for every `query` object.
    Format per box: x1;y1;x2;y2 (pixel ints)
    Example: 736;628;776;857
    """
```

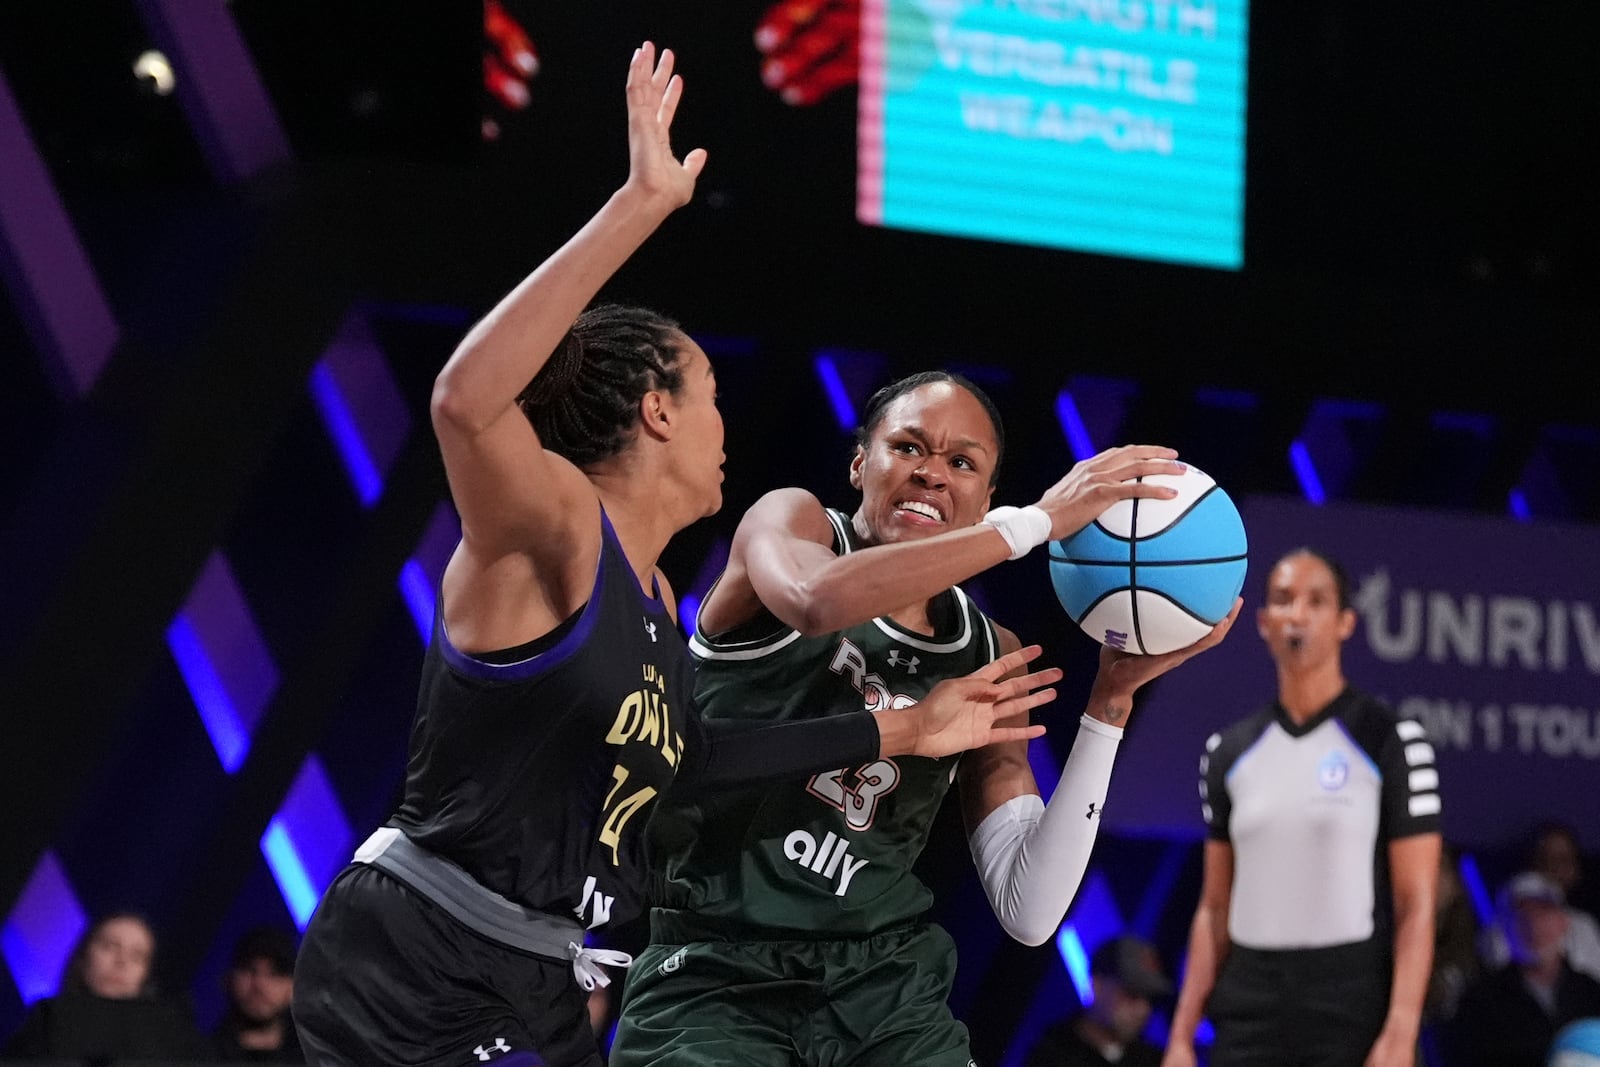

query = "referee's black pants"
1207;940;1391;1067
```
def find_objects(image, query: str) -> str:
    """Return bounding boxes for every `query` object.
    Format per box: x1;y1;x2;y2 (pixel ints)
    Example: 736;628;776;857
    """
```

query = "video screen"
858;0;1249;269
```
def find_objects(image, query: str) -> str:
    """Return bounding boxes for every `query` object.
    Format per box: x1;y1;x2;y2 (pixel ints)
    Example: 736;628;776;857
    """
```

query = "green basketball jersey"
649;508;1001;936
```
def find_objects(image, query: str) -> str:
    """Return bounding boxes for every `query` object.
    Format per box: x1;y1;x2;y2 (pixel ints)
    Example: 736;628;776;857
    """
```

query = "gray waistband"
357;827;583;960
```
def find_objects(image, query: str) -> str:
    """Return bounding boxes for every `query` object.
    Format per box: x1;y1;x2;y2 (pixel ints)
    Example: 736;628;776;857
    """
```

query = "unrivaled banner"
1108;495;1600;849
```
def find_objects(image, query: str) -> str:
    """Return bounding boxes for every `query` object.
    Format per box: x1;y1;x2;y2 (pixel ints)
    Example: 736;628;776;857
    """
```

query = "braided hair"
855;371;1006;485
517;303;687;467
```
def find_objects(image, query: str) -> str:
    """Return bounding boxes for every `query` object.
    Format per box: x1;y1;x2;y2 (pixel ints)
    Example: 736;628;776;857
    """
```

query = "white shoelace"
568;942;634;991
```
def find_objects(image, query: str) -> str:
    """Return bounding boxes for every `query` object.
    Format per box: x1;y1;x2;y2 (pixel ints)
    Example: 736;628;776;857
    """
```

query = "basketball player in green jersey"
611;372;1241;1066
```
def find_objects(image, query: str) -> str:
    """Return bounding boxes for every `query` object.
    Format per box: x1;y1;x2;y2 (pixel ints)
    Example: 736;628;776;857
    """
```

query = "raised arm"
429;44;705;651
961;603;1241;946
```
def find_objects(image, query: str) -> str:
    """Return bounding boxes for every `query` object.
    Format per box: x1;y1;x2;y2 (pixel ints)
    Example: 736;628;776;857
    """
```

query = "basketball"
1550;1020;1600;1067
1048;463;1248;655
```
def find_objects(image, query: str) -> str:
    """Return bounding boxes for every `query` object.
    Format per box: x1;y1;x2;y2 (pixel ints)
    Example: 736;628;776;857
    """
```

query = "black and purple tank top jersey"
389;510;695;932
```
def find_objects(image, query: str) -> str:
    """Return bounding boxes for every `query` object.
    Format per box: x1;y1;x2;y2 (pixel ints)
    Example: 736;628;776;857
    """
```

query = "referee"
1163;548;1443;1067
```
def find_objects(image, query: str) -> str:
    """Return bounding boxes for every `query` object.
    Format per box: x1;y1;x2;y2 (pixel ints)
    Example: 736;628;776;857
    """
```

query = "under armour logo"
1085;802;1102;820
887;650;920;673
659;946;688;976
473;1038;511;1061
644;619;657;642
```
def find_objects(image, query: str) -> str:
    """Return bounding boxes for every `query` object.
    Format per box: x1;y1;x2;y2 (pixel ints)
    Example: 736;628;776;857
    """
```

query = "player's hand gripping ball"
1049;463;1247;655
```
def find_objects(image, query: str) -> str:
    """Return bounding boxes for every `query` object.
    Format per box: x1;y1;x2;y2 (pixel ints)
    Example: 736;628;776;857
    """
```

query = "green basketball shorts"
610;911;977;1067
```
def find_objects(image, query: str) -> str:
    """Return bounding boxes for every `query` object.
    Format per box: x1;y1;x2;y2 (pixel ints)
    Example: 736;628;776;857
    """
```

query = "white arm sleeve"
967;714;1123;946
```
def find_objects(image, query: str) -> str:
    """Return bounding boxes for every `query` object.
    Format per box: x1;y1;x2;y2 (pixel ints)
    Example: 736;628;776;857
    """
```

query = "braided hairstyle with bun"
517;303;687;467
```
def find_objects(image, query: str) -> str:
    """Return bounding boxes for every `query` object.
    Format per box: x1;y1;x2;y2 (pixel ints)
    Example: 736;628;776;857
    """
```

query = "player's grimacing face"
849;382;997;545
1257;553;1355;668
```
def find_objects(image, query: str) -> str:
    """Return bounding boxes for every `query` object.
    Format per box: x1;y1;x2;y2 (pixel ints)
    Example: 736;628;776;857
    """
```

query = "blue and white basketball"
1550;1019;1600;1067
1048;463;1247;655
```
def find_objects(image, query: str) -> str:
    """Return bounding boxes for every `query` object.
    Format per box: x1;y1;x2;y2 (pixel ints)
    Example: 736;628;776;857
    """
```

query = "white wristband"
982;505;1053;560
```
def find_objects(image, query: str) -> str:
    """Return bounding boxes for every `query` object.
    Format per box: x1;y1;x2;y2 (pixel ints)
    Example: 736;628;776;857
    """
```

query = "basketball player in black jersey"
291;44;1061;1067
611;372;1241;1067
1164;549;1442;1067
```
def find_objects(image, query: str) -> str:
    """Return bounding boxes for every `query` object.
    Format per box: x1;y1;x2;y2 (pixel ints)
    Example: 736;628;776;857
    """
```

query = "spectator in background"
1534;823;1600;919
214;926;304;1061
1426;844;1482;1028
1446;872;1600;1067
1420;845;1482;1067
1485;825;1600;982
2;910;204;1060
1026;934;1172;1067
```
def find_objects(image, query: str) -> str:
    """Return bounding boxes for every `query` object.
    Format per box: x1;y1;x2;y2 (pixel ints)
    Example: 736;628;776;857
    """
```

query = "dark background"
1;0;1596;1059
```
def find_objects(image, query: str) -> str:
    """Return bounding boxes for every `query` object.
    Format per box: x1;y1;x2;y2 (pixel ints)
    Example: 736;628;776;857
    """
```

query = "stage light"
1054;376;1139;462
400;502;462;643
679;538;732;641
167;551;280;774
812;349;888;433
262;755;354;930
1289;398;1386;505
1;852;87;1005
309;311;414;510
132;49;174;96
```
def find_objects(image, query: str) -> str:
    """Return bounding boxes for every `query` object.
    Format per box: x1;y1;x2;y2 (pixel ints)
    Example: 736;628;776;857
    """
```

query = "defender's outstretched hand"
625;43;707;209
876;645;1062;759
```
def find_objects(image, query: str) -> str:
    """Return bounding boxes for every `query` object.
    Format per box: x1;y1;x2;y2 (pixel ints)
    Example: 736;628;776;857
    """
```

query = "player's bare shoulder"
735;486;836;549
